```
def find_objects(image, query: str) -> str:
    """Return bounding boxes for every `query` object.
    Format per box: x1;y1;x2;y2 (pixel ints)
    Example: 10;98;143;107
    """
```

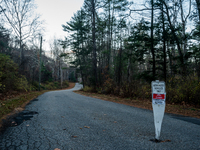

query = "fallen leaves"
72;135;78;138
14;107;23;112
161;139;171;143
11;121;17;126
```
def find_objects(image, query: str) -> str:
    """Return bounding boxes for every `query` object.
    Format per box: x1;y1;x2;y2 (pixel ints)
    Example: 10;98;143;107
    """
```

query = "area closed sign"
151;80;166;104
151;80;166;140
153;94;165;99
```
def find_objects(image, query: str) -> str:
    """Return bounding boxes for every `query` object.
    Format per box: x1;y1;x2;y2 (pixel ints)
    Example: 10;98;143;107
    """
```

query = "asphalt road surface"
0;83;200;150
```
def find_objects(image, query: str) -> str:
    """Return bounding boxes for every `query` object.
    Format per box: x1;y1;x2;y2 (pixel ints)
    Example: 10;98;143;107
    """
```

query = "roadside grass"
0;82;75;126
74;90;200;119
0;91;46;118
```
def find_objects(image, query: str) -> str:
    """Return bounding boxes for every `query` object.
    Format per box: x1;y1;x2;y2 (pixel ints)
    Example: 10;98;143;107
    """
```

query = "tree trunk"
117;48;122;86
151;0;155;79
163;1;184;71
162;1;167;81
92;0;97;89
196;0;200;22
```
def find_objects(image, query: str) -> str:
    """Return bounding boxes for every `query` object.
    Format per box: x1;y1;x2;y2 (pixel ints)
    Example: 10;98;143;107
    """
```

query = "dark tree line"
62;0;200;106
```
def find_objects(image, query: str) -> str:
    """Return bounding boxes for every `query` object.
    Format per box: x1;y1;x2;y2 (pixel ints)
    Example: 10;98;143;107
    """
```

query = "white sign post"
151;80;166;141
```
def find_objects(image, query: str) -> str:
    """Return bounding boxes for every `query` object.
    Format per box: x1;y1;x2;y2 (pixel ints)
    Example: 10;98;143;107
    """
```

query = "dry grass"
0;91;46;128
74;91;200;119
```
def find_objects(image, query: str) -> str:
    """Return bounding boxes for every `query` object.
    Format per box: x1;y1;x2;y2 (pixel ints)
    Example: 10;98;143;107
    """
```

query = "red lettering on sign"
153;94;165;99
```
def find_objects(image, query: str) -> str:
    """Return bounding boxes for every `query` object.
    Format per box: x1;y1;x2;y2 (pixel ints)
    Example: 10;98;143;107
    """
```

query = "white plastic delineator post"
152;103;165;140
151;80;166;141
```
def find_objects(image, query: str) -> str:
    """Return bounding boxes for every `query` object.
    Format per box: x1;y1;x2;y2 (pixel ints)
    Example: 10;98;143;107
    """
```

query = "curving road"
0;83;200;150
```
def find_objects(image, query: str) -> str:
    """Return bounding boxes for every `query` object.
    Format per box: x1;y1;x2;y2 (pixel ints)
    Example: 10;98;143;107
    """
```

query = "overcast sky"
34;0;84;50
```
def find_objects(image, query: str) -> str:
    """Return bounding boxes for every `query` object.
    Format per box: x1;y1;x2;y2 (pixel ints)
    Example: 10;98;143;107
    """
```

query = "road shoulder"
74;90;200;119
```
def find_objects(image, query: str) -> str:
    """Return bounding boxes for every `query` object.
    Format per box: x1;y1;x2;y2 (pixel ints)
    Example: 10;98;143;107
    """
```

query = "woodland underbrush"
0;53;31;93
83;76;200;108
41;80;69;90
0;53;69;100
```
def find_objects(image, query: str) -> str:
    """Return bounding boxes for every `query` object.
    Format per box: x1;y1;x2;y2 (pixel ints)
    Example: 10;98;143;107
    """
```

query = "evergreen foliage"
1;0;200;107
61;0;200;106
0;53;29;92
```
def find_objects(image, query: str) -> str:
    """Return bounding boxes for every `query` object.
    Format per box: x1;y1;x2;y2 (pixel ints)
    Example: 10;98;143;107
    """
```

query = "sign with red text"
153;94;165;100
151;80;166;104
151;80;166;140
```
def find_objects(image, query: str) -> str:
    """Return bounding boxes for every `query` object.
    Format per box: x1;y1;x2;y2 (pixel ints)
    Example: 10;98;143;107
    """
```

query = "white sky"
34;0;84;50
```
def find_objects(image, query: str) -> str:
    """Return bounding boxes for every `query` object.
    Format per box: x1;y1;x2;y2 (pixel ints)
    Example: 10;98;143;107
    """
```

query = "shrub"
102;78;114;94
62;80;69;88
118;81;151;100
31;81;39;91
43;82;56;90
43;81;69;90
15;75;29;92
54;81;60;88
83;86;94;92
0;71;5;91
166;76;200;106
0;53;33;93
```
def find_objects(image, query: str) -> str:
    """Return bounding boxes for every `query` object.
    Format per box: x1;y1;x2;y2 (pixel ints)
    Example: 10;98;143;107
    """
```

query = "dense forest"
0;0;200;107
62;0;200;106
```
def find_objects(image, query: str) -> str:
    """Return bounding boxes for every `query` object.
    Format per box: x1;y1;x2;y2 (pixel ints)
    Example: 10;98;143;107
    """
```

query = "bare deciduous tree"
0;0;44;64
49;37;66;86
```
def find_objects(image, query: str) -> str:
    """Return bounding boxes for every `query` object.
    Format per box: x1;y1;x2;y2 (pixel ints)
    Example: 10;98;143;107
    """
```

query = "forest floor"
74;90;200;119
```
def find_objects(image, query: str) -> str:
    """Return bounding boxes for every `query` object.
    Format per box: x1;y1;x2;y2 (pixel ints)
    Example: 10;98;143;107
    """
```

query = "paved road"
0;83;200;150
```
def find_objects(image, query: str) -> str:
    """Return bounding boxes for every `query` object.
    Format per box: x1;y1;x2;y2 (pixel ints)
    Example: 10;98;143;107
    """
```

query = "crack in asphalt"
0;83;200;150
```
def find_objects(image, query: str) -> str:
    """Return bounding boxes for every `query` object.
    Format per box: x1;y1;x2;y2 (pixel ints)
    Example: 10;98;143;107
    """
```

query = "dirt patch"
74;91;200;119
